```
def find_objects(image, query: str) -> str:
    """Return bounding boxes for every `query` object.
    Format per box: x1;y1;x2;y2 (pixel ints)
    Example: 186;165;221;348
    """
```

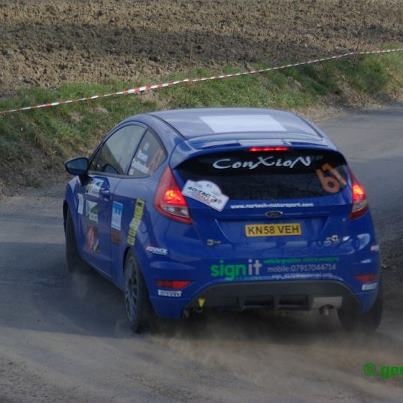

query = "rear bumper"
187;280;357;311
150;280;379;319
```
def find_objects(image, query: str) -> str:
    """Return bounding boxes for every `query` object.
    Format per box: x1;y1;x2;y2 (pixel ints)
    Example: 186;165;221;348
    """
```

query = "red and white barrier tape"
1;47;402;115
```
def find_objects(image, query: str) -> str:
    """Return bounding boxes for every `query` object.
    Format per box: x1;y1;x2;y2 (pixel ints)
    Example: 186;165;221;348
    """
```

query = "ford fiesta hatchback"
63;108;382;333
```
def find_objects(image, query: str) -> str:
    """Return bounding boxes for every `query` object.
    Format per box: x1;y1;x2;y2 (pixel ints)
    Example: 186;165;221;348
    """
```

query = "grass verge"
1;49;403;193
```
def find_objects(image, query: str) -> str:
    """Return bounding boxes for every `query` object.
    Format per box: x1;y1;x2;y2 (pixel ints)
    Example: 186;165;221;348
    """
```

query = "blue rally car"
64;108;382;333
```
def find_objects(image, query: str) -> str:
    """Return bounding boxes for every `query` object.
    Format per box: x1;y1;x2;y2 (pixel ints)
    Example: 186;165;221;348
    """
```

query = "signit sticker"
210;257;340;281
86;201;98;223
182;180;229;212
111;202;123;230
210;259;262;281
127;199;145;246
77;194;84;215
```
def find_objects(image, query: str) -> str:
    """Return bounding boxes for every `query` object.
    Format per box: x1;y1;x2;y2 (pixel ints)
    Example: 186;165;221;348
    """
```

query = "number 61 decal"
316;163;347;193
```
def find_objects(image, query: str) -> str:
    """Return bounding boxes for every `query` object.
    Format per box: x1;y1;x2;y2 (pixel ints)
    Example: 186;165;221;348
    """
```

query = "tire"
338;284;383;333
65;209;90;273
124;251;155;333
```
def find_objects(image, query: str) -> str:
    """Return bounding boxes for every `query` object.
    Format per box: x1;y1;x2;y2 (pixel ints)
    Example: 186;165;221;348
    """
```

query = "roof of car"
148;108;322;139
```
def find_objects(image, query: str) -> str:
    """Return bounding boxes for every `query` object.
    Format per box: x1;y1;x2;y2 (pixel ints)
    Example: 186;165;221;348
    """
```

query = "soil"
1;0;403;95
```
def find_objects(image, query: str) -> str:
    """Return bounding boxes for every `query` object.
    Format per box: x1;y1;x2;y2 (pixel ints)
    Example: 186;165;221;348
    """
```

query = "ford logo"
265;211;283;218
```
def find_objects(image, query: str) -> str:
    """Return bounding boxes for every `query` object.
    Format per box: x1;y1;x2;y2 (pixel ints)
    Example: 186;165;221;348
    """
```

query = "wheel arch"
63;201;69;232
122;246;132;274
122;246;152;293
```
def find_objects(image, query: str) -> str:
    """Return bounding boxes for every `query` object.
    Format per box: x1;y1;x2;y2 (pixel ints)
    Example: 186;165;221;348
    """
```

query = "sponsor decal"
264;257;339;273
362;282;378;291
370;244;380;252
212;155;312;170
182;180;229;212
206;239;222;246
265;211;283;218
85;201;98;223
86;178;104;196
230;202;314;209
324;234;340;246
157;290;182;297
268;273;338;281
316;163;347;194
210;259;263;281
111;201;123;244
111;229;121;244
77;193;84;215
129;159;149;175
136;149;149;163
148;148;165;174
145;246;168;256
210;257;339;281
111;201;123;230
127;199;145;246
86;224;99;253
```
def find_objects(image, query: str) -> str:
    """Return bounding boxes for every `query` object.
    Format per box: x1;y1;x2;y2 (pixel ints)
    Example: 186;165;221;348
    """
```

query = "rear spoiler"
169;136;337;169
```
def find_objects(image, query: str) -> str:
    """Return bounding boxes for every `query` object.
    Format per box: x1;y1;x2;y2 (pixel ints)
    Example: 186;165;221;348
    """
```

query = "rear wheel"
65;210;90;273
338;285;383;332
124;251;155;333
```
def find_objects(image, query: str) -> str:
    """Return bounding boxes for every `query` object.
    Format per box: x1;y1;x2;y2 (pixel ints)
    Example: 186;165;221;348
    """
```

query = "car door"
110;129;167;286
76;123;146;277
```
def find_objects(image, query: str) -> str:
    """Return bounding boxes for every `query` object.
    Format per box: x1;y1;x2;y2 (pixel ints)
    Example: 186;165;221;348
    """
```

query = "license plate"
245;223;301;237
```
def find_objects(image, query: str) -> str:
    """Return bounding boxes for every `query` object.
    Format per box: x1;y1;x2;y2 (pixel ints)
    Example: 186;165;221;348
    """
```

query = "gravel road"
0;107;402;402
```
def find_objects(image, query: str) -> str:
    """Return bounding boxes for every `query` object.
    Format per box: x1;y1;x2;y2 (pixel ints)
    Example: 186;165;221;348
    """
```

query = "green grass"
1;49;403;186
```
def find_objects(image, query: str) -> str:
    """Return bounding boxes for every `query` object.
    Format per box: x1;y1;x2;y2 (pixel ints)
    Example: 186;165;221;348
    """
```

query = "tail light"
154;167;192;224
155;280;191;289
249;146;289;152
349;170;369;220
355;274;378;283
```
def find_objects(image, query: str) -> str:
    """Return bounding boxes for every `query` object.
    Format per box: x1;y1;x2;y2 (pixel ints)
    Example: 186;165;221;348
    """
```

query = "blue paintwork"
64;108;380;319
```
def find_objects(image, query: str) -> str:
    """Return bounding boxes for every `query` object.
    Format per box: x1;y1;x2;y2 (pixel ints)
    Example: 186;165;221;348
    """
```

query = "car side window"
89;125;146;174
128;130;166;177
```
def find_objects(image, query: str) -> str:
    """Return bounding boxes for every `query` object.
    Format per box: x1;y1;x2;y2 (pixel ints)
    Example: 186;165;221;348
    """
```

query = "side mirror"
64;157;89;176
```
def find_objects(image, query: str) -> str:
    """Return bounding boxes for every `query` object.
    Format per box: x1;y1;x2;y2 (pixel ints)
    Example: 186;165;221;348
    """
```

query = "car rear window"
177;149;349;200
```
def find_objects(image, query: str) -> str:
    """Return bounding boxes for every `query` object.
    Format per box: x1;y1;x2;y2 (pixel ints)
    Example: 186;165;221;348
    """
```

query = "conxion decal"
212;155;312;170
